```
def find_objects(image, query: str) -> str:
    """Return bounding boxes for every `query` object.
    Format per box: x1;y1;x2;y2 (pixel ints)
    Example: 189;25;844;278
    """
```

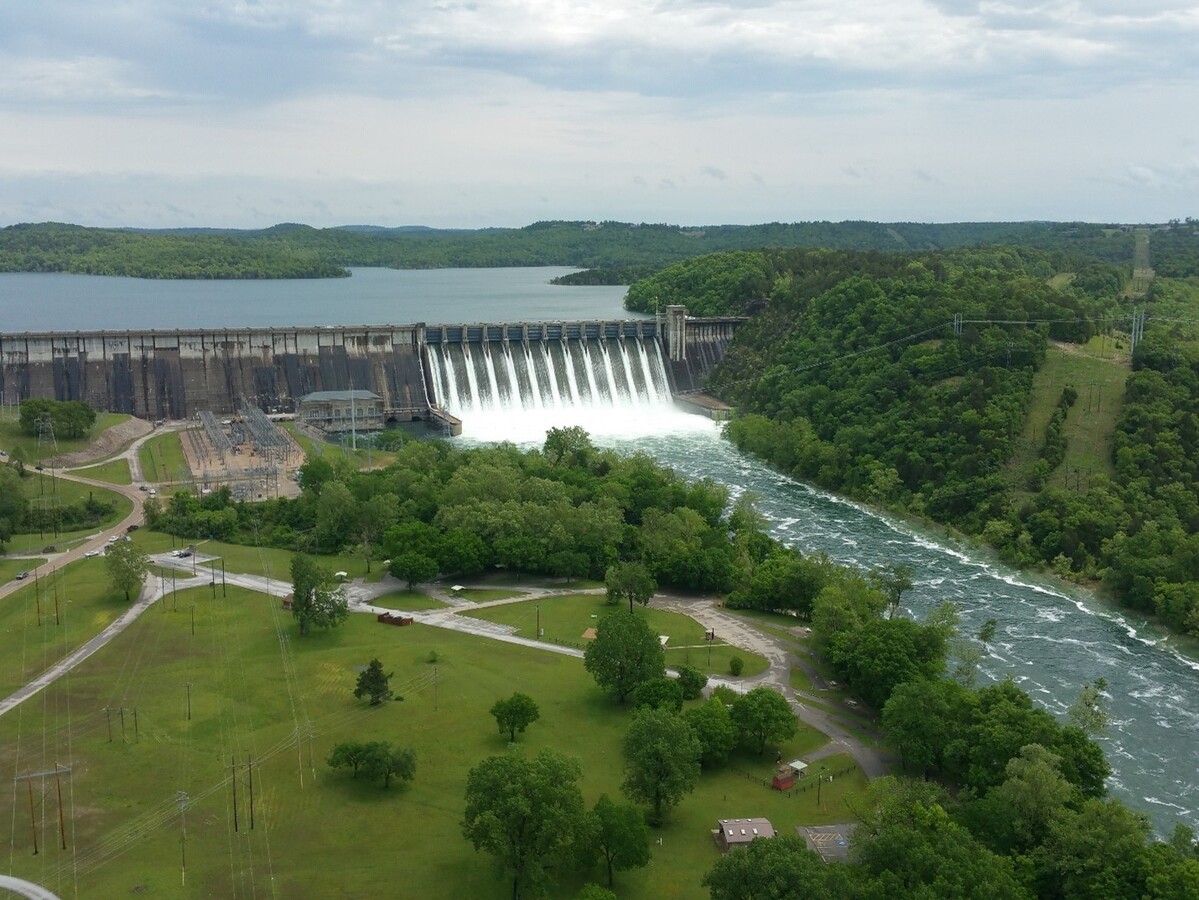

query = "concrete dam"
0;306;740;427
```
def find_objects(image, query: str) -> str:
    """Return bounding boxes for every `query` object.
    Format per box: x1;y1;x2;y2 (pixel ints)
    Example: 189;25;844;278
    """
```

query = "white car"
84;550;101;558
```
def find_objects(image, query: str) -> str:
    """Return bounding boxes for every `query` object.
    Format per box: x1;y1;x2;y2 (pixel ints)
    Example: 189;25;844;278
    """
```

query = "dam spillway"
0;310;740;431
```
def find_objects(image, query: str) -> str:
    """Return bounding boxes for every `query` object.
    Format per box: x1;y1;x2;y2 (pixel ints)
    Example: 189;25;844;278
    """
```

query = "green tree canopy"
731;686;799;755
621;707;701;825
703;834;854;900
354;658;394;706
289;554;349;636
583;612;666;703
604;560;657;614
104;539;148;602
461;749;587;900
579;794;651;888
490;692;541;742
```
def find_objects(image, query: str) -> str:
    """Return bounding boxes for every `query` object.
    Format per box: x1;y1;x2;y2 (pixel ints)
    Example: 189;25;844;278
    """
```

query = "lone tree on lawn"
364;744;417;788
584;612;666;703
731;686;798;754
604;561;657;614
328;740;416;788
490;692;540;742
354;658;394;706
579;793;651;887
290;553;349;636
462;749;587;900
621;706;701;825
105;539;149;602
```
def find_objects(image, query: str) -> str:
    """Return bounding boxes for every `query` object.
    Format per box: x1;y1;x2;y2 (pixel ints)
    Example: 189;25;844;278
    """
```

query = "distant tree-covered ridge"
0;223;349;279
6;218;1197;281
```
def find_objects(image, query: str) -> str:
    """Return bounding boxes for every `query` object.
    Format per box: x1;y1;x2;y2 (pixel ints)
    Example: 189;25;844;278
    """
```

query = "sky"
0;0;1196;229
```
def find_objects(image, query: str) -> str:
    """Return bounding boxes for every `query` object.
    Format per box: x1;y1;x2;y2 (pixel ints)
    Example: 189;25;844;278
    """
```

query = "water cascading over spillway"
426;336;710;442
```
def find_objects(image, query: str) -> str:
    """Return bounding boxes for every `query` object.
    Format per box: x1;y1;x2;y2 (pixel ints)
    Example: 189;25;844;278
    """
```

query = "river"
4;267;1195;834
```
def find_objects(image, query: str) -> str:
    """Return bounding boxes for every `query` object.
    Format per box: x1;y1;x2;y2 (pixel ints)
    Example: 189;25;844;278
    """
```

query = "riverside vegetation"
623;240;1199;639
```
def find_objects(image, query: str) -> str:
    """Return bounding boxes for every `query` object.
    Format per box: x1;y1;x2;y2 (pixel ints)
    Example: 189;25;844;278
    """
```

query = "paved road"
2;466;889;779
0;874;63;900
0;423;181;605
0;566;209;719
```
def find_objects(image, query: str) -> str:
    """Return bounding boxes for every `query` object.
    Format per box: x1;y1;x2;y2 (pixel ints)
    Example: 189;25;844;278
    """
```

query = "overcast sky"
1;1;1196;229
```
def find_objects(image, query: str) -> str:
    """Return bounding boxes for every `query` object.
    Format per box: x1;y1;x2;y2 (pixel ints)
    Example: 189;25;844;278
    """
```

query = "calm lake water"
4;267;1196;834
0;267;635;331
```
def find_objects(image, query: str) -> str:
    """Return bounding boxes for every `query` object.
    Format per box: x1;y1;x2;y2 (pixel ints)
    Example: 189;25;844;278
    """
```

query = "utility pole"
28;780;38;855
185;683;191;721
55;767;67;849
231;755;239;832
53;569;60;626
104;706;113;742
14;766;72;853
177;791;188;886
248;754;255;830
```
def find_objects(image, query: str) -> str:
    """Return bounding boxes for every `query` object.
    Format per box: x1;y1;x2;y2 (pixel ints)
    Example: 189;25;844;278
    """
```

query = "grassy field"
72;457;133;484
138;431;190;484
0;557;47;583
0;556;134;697
452;587;528;602
373;590;450;612
0;588;863;899
3;475;133;554
130;528;386;584
1008;342;1129;493
0;411;130;462
462;594;771;678
280;422;397;471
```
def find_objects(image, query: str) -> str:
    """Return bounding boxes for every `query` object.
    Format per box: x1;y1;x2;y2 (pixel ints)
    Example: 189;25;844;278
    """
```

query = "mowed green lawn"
373;589;449;611
0;588;859;899
138;430;190;484
2;474;132;553
0;556;145;697
462;593;771;678
130;528;386;583
72;457;133;484
0;411;130;462
1009;343;1129;492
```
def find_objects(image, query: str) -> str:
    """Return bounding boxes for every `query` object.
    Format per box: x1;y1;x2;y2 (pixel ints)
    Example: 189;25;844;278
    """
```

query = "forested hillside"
0;219;1153;280
628;240;1199;636
0;223;348;279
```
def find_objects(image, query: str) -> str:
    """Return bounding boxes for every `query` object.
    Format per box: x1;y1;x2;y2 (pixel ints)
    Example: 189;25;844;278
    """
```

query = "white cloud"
0;1;1196;225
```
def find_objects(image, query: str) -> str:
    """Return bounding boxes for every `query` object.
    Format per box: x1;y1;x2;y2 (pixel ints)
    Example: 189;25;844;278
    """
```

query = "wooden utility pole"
177;791;188;885
247;755;255;830
55;769;67;849
231;755;239;832
14;766;71;853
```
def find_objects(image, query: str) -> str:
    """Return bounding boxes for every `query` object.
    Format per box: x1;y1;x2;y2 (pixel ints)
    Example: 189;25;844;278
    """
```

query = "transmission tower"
35;414;61;537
